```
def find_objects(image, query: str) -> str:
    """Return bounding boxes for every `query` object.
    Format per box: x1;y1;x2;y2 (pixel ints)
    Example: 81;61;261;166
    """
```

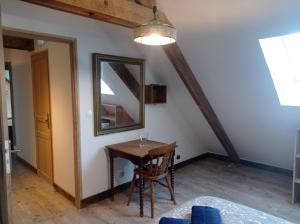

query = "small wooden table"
106;139;174;217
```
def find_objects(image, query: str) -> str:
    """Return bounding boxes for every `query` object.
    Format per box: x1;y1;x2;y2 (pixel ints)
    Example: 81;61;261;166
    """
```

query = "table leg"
138;161;144;217
171;153;175;191
110;152;114;201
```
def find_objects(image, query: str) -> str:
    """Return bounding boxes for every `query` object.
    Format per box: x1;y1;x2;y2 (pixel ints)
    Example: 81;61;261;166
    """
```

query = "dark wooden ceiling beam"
21;0;166;28
134;0;156;8
163;43;240;163
3;35;34;51
108;63;140;100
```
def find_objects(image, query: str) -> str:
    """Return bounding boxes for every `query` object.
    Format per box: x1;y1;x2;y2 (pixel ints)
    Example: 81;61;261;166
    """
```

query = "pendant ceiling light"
133;6;177;46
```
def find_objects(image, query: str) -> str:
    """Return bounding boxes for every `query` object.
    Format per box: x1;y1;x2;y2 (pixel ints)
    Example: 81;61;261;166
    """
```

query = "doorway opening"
2;29;82;222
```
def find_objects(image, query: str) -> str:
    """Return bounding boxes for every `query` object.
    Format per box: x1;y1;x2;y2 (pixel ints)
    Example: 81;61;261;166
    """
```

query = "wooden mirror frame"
92;53;145;136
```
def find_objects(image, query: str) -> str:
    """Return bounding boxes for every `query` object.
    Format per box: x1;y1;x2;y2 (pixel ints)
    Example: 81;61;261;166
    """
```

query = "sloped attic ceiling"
158;0;300;169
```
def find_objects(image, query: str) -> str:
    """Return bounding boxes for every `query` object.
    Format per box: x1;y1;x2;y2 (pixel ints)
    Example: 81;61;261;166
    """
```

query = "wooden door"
31;50;53;183
0;3;12;223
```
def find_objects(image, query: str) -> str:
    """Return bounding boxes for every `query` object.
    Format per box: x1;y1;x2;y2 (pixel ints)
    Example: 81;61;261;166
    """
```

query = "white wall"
2;0;209;199
158;0;300;169
4;48;37;167
49;42;75;196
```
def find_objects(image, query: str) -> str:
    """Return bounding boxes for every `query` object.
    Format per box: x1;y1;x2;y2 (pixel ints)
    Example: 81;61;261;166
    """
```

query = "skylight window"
260;32;300;106
101;79;114;95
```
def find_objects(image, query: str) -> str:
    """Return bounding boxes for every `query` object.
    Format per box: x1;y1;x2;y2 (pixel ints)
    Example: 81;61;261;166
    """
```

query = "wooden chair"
127;142;177;218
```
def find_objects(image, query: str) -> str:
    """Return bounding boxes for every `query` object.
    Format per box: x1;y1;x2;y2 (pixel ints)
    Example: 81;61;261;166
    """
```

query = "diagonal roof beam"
21;0;240;163
163;44;240;163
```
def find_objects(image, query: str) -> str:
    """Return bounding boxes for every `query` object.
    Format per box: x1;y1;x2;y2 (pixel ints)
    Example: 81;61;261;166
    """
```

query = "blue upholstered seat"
191;206;222;224
159;217;190;224
159;206;222;224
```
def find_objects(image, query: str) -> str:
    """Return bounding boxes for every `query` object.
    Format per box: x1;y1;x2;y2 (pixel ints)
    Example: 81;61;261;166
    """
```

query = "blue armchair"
159;206;222;224
191;206;222;224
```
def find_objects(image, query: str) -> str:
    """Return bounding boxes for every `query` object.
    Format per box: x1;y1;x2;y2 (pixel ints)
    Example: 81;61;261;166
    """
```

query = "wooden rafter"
163;44;240;163
3;35;34;51
21;0;240;162
134;0;156;8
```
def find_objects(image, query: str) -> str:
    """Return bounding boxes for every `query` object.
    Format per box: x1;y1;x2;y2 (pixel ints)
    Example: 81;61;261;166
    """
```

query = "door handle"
45;113;50;128
11;146;21;154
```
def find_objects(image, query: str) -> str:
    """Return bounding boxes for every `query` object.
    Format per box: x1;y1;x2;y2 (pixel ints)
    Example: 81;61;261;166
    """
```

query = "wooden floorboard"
11;158;300;223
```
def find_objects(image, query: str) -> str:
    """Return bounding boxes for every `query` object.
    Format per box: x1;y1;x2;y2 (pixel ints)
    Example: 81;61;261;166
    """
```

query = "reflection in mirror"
101;62;141;129
93;54;145;135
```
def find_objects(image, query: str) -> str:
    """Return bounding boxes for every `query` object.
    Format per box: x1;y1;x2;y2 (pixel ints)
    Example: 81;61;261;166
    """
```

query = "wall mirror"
93;53;145;135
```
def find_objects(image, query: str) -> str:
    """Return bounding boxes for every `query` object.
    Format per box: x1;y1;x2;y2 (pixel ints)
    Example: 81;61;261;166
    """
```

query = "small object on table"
139;132;149;148
106;139;175;217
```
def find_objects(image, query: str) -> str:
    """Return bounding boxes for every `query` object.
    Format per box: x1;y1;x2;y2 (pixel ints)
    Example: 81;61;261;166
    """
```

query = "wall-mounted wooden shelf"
293;129;300;204
145;84;167;104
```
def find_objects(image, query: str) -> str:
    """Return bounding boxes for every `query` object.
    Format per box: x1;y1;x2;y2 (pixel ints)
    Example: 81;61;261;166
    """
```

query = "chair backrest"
148;142;176;177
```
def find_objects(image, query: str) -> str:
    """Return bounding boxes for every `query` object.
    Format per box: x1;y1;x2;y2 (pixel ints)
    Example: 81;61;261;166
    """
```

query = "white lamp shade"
134;21;177;46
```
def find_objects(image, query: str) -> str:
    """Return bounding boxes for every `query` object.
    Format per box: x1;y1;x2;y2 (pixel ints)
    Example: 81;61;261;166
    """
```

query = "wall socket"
119;171;125;178
176;155;181;160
